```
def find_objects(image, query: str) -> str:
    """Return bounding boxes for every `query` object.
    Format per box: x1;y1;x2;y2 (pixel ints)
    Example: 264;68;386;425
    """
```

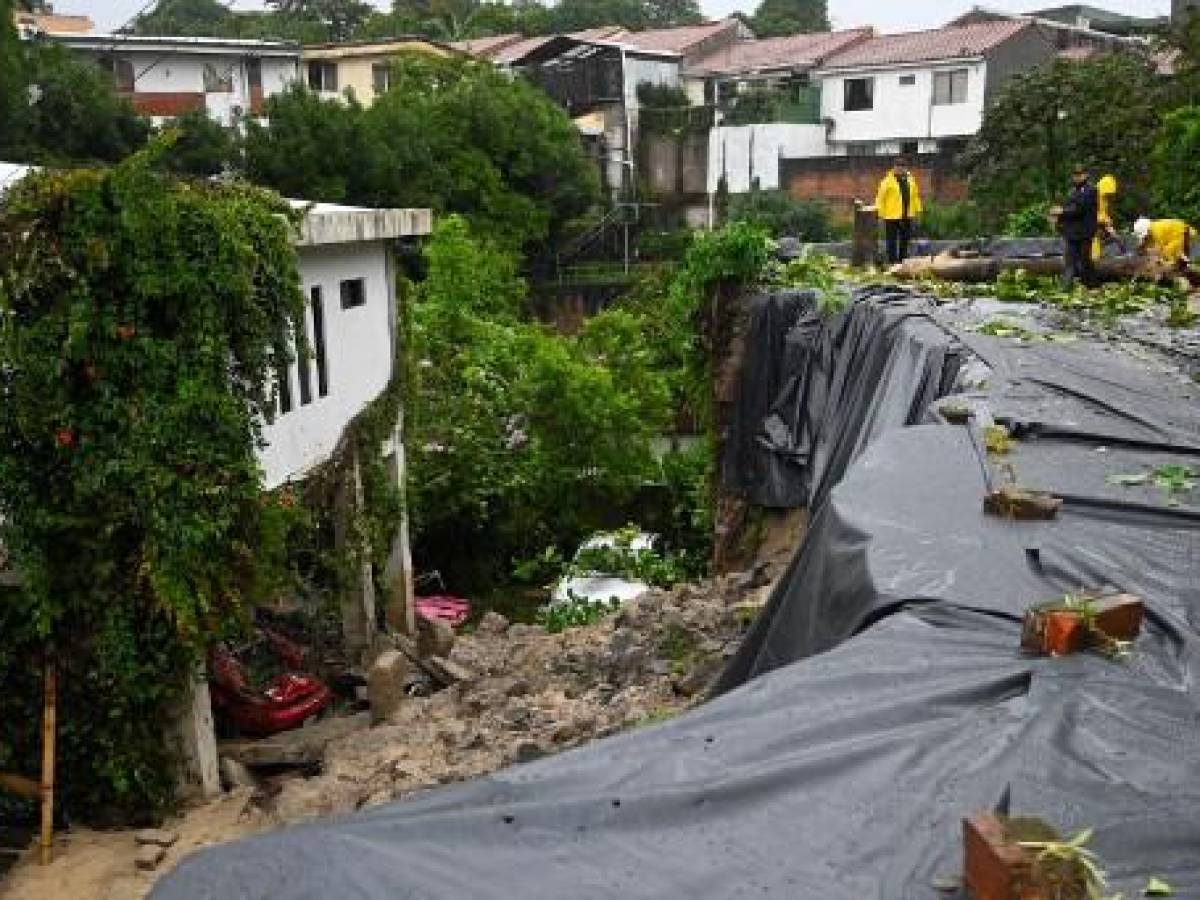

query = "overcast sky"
66;0;1172;35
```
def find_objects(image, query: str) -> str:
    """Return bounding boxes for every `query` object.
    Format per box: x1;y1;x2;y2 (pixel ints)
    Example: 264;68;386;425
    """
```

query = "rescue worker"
875;158;922;264
1133;217;1197;270
1092;173;1118;260
1056;166;1099;289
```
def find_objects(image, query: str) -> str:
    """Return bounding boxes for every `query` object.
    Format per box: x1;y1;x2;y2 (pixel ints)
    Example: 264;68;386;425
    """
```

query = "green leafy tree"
265;0;374;41
751;0;828;38
5;44;149;164
158;107;237;177
133;0;237;36
408;216;669;588
1151;105;1200;226
245;56;599;252
0;0;26;147
964;55;1165;228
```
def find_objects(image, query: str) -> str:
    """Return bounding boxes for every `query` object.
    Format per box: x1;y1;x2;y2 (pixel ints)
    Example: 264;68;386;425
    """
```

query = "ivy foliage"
1151;105;1200;227
0;145;305;817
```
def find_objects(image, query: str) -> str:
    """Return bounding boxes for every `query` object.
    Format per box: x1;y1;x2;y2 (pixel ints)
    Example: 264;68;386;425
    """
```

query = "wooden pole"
39;657;56;866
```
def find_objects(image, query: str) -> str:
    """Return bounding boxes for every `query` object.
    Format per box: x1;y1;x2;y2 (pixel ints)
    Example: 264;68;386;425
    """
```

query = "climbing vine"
0;145;305;817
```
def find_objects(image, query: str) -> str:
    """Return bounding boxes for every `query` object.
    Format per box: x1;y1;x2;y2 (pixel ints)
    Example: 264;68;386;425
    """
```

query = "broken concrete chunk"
134;828;178;848
219;756;259;791
417;615;456;659
476;611;510;635
425;655;475;685
368;649;410;725
134;844;167;871
983;487;1062;520
220;712;370;769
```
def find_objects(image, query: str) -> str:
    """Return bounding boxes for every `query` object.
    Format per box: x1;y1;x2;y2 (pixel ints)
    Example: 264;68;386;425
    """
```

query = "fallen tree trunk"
891;251;1169;284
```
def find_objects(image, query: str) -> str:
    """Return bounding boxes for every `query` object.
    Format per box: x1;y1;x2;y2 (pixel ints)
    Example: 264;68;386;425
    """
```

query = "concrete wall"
820;60;987;145
983;27;1056;102
259;240;395;489
781;153;967;218
642;132;708;196
709;124;829;193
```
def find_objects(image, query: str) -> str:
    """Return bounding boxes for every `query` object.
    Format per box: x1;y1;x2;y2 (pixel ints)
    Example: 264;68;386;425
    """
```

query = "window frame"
339;277;366;310
843;76;874;111
372;63;391;95
932;68;969;106
898;74;916;86
307;60;338;93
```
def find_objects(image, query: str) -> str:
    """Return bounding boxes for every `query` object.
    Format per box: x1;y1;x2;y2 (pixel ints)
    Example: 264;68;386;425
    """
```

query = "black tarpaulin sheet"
154;290;1200;899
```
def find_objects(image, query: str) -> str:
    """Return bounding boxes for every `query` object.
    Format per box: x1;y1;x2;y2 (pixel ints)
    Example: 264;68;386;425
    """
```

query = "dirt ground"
0;523;798;900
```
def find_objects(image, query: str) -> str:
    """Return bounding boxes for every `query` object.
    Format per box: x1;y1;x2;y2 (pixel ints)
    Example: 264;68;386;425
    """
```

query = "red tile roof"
610;18;741;55
820;20;1032;69
686;28;872;76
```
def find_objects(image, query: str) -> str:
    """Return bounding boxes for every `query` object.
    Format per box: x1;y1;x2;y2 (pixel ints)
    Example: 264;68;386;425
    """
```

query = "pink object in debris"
415;595;470;627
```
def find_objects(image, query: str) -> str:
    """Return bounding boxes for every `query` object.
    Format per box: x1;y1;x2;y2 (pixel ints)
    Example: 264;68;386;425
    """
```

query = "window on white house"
372;63;391;95
307;61;338;92
340;277;366;310
99;57;135;92
295;315;313;407
933;69;969;105
844;77;873;111
247;58;263;91
898;74;916;86
311;286;329;398
203;63;234;93
900;140;919;156
277;361;293;415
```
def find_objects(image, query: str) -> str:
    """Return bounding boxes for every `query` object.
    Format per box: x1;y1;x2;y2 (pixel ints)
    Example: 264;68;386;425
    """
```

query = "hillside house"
47;33;300;125
691;29;873;195
301;38;453;105
11;5;92;36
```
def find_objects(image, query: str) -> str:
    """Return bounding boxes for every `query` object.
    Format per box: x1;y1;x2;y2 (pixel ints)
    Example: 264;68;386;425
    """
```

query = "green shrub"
1152;105;1200;227
1004;202;1056;237
636;81;690;108
727;190;835;241
920;201;986;239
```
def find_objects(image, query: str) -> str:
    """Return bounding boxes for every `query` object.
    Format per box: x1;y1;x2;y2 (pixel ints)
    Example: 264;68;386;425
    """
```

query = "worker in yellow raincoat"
875;158;922;264
1092;174;1118;260
1133;217;1197;268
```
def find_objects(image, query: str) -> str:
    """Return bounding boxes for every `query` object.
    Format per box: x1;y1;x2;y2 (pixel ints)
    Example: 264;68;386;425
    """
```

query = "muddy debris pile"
256;571;772;825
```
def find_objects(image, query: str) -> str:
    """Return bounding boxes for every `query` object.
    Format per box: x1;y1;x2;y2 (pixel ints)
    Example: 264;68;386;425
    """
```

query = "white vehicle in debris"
551;530;659;606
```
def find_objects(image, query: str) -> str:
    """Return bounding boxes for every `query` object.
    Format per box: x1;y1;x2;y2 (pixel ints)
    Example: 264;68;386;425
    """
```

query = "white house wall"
708;124;829;193
259;240;394;489
819;60;987;145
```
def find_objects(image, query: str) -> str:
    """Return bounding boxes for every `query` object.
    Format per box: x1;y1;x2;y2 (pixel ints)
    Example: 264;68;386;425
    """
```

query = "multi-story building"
48;33;301;125
301;38;452;106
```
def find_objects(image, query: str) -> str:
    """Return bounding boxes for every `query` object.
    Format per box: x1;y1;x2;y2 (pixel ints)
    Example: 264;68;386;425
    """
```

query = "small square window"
898;74;916;86
340;278;366;310
307;61;338;93
844;77;873;111
933;69;969;105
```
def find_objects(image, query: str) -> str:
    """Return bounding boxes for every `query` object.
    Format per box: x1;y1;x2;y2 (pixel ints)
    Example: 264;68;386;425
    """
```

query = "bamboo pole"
39;658;56;866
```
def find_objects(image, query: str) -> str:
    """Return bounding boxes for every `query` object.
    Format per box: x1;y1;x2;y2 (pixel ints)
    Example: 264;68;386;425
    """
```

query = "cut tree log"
219;712;370;769
891;250;1170;284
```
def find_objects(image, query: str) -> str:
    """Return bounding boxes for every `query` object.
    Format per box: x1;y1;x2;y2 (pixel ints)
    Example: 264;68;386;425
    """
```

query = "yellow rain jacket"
875;170;923;221
1092;174;1118;260
1144;219;1197;266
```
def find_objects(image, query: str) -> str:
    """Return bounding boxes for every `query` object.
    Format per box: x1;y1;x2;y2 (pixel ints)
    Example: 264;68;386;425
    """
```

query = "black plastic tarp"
153;289;1200;899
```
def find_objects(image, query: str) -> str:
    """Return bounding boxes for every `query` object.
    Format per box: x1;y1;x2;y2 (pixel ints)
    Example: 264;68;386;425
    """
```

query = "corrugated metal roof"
451;33;524;58
686;28;872;76
819;20;1031;69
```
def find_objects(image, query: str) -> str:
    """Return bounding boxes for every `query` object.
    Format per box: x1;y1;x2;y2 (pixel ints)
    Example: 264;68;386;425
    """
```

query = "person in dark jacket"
1056;166;1099;289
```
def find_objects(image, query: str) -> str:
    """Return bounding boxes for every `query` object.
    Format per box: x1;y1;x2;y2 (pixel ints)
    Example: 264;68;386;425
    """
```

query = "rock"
673;656;724;698
134;844;166;871
135;828;179;848
219;757;258;791
507;624;540;640
501;705;532;731
648;659;672;677
367;649;410;725
417;616;456;659
476;611;510;635
425;655;475;686
511;741;544;764
505;678;532;698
